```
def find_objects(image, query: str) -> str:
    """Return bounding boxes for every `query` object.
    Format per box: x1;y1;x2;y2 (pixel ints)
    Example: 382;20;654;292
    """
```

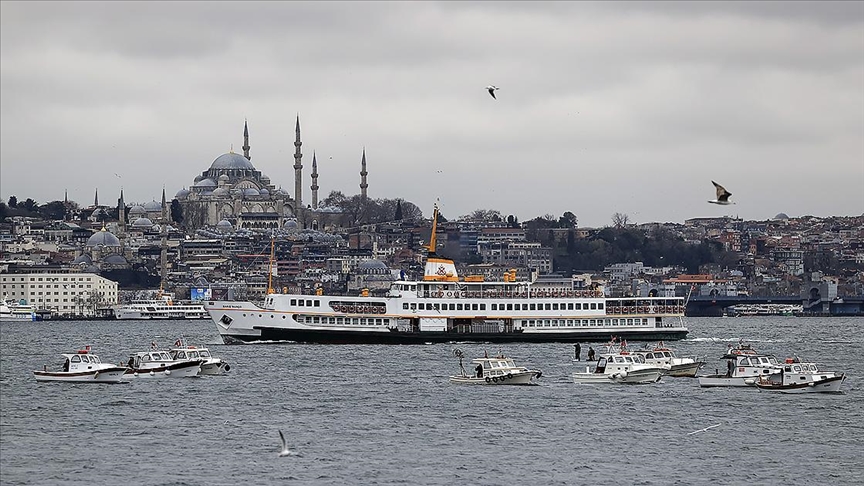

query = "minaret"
311;151;319;210
360;148;368;200
118;189;126;233
64;190;68;204
94;188;99;207
242;119;251;161
160;187;168;288
293;115;303;209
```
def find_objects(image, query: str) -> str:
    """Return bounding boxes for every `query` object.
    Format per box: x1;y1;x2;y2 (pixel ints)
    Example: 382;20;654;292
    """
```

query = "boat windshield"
198;350;211;358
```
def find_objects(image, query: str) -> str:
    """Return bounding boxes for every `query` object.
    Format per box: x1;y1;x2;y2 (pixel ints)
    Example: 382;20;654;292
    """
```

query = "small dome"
218;174;230;182
103;254;128;265
193;175;205;183
143;200;162;212
132;217;154;229
774;213;790;220
230;188;243;196
216;219;233;231
72;254;93;265
284;220;299;229
243;188;260;197
358;259;388;271
210;152;255;170
85;264;100;274
212;187;229;197
259;188;270;196
175;188;190;199
86;228;121;247
194;178;217;188
129;205;146;216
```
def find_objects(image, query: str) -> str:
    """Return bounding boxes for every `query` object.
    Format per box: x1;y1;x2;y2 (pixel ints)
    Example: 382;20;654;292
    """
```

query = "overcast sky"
1;1;862;227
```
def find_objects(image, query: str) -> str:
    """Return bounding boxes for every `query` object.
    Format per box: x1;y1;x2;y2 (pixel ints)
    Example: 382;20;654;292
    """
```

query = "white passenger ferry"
204;205;689;345
113;292;208;320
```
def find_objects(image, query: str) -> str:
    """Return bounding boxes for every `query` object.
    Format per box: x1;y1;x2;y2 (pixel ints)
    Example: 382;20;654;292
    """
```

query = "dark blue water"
1;317;863;485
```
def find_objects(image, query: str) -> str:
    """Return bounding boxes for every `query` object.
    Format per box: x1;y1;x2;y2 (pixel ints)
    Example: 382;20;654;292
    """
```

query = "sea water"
1;316;862;485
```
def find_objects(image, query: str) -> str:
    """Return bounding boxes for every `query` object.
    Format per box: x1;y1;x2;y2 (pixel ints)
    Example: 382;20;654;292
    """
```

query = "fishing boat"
168;338;231;375
629;341;705;377
1;295;37;321
572;350;664;384
204;204;689;345
698;342;779;387
124;345;203;378
448;349;542;385
33;346;128;383
755;358;845;393
113;292;208;320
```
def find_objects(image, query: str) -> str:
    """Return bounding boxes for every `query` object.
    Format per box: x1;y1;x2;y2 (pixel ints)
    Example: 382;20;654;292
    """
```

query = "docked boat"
698;342;779;387
573;345;664;384
168;339;231;375
755;358;845;393
204;204;689;345
113;292;208;320
125;347;203;378
448;349;542;385
629;342;705;377
1;296;37;322
33;346;128;383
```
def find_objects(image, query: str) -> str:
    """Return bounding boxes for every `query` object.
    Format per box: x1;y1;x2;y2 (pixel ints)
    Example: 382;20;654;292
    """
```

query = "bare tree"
612;212;630;228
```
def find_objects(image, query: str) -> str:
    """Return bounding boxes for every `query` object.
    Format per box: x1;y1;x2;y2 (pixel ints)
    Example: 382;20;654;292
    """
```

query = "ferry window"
418;303;425;310
336;317;344;325
403;303;409;310
522;304;528;310
590;303;597;310
528;320;535;326
480;304;485;310
551;320;559;326
530;304;536;310
472;304;478;311
567;303;573;310
456;304;462;310
506;304;513;311
545;303;551;310
449;304;455;310
552;303;559;310
575;303;582;310
306;300;312;306
314;301;320;307
597;303;604;310
375;319;382;325
328;317;335;324
290;299;297;305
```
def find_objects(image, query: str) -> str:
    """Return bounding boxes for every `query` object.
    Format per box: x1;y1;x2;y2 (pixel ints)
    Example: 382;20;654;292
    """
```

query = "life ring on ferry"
446;291;453;298
507;373;513;380
485;377;491;383
492;376;499;383
460;291;467;298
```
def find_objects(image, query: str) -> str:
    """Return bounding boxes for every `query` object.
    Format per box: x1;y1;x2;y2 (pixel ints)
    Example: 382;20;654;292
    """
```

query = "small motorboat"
448;349;542;385
698;341;779;387
755;358;845;394
572;353;664;384
125;345;203;379
33;346;128;383
630;342;705;377
169;339;231;375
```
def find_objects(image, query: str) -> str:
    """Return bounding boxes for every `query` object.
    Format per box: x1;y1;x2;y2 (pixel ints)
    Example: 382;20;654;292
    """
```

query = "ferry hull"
221;327;689;345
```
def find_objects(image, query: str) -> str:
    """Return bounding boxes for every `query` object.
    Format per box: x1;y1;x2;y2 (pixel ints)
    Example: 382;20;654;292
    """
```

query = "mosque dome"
284;220;299;229
194;178;217;189
259;188;270;196
216;219;233;231
175;188;190;199
86;228;121;248
129;205;146;216
143;200;162;212
358;259;388;272
774;213;790;220
72;254;93;265
85;264;101;274
131;217;154;229
210;152;255;170
193;175;205;183
218;174;230;182
103;254;128;265
243;188;260;197
212;187;229;197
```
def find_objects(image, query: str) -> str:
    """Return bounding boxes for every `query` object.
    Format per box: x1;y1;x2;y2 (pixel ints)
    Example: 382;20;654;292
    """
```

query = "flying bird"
708;181;734;205
687;423;721;435
278;430;294;457
486;85;499;99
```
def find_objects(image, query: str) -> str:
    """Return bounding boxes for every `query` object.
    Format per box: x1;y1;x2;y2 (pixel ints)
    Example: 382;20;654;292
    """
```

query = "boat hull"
199;360;231;375
668;362;704;378
218;326;689;345
33;367;128;383
698;375;759;387
449;370;541;385
573;368;663;384
125;360;202;379
756;374;845;394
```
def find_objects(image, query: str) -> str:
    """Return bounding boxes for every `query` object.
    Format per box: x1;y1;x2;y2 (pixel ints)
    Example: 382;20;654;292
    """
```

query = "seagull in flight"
486;85;499;99
708;181;734;205
687;423;721;435
278;430;295;457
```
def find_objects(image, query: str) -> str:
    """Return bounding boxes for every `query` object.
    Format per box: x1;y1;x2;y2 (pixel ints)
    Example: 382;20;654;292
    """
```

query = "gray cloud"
1;1;862;227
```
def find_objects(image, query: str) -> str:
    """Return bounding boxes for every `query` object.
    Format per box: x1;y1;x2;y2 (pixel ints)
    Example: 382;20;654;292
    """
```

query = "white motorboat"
448;349;542;385
698;342;779;387
755;358;845;394
169;339;231;375
629;342;705;377
33;346;128;383
204;204;689;345
573;350;664;384
125;347;203;379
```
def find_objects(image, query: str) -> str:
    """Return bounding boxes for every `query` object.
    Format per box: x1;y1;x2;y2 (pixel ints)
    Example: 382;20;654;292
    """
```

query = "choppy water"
1;317;863;485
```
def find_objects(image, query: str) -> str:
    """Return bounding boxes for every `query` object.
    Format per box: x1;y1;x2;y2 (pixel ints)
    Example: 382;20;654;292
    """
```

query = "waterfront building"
0;272;118;317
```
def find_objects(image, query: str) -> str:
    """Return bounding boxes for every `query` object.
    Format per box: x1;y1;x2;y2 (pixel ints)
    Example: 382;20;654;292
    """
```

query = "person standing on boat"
587;346;596;361
574;343;581;360
475;363;483;378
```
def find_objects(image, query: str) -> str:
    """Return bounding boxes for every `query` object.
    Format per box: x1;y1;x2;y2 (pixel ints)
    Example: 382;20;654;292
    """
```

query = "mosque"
173;117;370;232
